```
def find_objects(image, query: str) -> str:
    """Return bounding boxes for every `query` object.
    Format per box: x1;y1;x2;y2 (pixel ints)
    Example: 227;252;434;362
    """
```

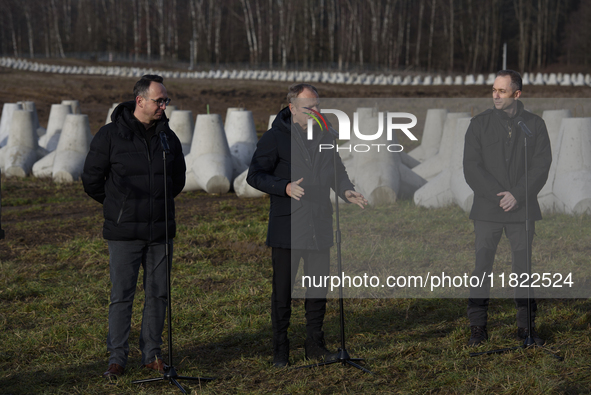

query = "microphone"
160;131;170;153
517;120;533;138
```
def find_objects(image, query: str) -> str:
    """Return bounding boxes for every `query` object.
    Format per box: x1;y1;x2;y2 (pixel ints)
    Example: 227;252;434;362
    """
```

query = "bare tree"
145;0;152;59
368;0;380;66
328;0;337;67
0;0;585;73
427;0;436;71
404;0;411;67
415;0;425;67
157;0;165;60
51;0;66;58
268;0;273;68
241;0;259;65
189;0;202;69
514;0;532;73
213;2;221;65
133;0;141;62
23;0;34;58
449;0;454;73
380;0;396;69
489;0;501;71
5;1;19;57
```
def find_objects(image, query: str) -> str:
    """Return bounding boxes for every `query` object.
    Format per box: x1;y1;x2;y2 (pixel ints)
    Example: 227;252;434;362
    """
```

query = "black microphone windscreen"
517;120;533;138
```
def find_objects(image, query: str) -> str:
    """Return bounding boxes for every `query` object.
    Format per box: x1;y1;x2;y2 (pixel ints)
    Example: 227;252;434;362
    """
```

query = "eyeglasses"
150;97;171;107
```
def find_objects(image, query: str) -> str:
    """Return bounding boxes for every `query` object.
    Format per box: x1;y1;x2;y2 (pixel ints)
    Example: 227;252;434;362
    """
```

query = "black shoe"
305;331;339;361
103;363;124;379
517;327;545;346
272;336;289;367
273;353;289;367
468;326;488;346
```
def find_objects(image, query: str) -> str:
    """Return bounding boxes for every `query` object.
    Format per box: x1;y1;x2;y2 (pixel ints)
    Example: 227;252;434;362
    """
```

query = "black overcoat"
247;107;354;250
463;100;552;222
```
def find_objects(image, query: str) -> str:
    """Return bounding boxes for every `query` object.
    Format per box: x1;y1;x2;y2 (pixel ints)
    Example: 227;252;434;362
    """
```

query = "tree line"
0;0;587;73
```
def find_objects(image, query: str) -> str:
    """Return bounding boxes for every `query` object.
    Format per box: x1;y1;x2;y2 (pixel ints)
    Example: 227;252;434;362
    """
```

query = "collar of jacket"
111;100;169;141
273;106;292;133
492;99;524;122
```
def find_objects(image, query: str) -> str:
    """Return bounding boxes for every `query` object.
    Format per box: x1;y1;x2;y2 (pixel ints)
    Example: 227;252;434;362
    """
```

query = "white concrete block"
39;104;72;152
168;110;194;156
538;109;572;213
186;114;233;194
52;114;93;183
61;100;81;114
408;109;448;162
224;110;258;178
411;112;471;180
552;117;591;214
233;168;266;198
0;103;23;147
3;110;39;177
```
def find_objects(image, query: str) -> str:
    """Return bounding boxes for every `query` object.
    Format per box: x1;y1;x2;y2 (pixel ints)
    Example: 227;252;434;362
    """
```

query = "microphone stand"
133;132;215;393
295;129;373;374
470;122;562;361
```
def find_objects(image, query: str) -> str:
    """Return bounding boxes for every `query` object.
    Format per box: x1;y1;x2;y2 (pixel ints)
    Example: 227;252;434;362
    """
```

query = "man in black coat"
82;75;186;378
247;83;367;367
463;70;551;346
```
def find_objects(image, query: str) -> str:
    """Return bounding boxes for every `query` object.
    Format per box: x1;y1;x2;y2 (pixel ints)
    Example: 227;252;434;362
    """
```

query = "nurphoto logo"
304;107;419;153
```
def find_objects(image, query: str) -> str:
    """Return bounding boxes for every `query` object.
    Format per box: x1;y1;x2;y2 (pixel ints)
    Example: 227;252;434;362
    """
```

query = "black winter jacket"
82;101;186;242
247;106;355;250
463;100;551;222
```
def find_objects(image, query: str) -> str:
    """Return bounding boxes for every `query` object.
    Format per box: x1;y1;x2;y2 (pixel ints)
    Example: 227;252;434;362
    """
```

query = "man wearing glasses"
82;75;186;379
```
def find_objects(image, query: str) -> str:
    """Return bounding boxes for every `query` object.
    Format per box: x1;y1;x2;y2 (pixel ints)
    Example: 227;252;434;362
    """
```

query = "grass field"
1;176;590;395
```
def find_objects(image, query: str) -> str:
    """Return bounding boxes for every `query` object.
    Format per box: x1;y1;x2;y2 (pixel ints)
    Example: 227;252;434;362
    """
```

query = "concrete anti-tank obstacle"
168;110;194;156
224;107;245;130
31;151;57;178
39;104;72;152
51;114;94;183
105;103;119;125
18;101;45;137
268;115;276;130
408;109;449;162
61;100;81;114
338;108;426;205
449;118;475;211
1;110;44;177
349;108;400;205
411;112;471;181
413;117;473;211
233;168;267;198
0;103;23;147
551;117;591;215
164;105;178;119
224;110;258;178
537;109;572;212
184;114;233;194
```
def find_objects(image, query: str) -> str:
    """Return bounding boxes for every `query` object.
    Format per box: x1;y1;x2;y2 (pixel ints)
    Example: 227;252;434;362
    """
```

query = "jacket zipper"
116;194;128;225
139;135;154;240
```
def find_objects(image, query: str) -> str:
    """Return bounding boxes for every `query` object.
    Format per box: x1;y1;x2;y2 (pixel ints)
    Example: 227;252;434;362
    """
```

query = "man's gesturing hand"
345;190;368;209
286;178;305;200
497;191;518;212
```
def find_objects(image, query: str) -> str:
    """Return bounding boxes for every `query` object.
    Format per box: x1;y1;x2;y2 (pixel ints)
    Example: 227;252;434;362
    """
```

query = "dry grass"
1;177;590;394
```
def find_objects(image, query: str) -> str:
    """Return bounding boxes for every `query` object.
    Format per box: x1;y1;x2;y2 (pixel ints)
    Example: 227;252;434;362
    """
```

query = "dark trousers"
271;247;330;340
468;220;537;328
107;240;169;367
